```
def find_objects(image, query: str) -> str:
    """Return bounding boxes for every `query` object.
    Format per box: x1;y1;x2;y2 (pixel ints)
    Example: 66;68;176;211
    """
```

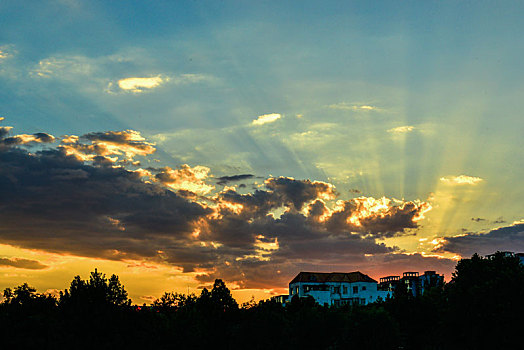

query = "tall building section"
378;271;444;297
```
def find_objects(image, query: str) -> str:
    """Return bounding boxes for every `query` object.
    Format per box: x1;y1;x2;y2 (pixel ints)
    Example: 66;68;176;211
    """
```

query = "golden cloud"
440;175;484;185
252;113;281;126
117;76;165;92
155;164;214;195
61;130;156;162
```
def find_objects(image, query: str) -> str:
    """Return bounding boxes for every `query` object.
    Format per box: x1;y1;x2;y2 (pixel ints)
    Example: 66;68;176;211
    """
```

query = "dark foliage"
1;253;522;349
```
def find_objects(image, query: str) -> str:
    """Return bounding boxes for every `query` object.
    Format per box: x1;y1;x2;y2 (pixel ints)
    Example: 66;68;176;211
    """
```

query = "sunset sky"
1;0;523;304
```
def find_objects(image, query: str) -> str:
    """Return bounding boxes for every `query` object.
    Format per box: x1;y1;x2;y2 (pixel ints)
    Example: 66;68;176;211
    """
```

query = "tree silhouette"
152;291;196;311
211;279;238;311
60;268;130;308
443;252;524;348
2;283;57;309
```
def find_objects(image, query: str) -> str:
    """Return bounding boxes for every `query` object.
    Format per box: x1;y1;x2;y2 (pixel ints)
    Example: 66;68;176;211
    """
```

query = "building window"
353;286;358;294
343;286;348;294
362;286;366;291
334;287;340;294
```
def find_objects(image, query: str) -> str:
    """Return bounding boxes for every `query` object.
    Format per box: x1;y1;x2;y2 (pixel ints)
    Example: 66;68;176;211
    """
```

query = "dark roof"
289;271;377;285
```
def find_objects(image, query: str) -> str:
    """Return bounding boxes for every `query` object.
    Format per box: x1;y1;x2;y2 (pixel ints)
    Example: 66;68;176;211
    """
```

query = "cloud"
0;45;15;61
0;126;13;139
388;125;415;134
437;222;524;257
0;124;55;148
440;175;484;185
252;113;281;126
28;53;214;96
1;133;55;147
0;145;211;262
327;103;382;111
0;257;47;270
31;56;95;78
117;76;165;92
216;174;254;185
471;217;487;222
60;130;156;162
264;177;336;211
155;164;214;195
107;74;213;94
323;197;432;237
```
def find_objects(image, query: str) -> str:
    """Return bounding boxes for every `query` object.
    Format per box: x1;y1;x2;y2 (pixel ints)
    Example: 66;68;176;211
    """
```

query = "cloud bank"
437;222;524;257
0;121;453;289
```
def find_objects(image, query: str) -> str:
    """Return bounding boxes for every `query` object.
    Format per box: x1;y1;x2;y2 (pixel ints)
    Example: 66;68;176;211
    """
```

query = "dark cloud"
216;174;254;185
438;223;524;256
83;130;150;146
471;217;487;222
0;257;47;270
265;176;336;211
0;126;13;139
0;146;209;261
1;132;55;147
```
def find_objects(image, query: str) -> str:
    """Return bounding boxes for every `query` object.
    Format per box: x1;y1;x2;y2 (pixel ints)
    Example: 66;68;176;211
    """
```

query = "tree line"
1;252;523;349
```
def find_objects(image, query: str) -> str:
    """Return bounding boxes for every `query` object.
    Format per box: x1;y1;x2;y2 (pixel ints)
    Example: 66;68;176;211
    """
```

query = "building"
378;271;444;297
486;251;524;264
287;271;391;306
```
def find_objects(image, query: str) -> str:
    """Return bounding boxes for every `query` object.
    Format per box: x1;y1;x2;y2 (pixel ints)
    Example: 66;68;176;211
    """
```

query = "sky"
1;0;523;304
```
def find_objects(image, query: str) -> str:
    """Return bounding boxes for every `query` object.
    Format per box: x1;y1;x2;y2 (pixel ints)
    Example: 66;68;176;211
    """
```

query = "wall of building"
289;281;391;306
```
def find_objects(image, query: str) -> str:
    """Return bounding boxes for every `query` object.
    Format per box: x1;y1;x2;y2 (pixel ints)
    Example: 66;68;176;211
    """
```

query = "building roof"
289;271;377;285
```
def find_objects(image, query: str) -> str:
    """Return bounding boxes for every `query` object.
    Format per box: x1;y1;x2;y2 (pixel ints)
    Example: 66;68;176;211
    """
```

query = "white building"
288;271;391;306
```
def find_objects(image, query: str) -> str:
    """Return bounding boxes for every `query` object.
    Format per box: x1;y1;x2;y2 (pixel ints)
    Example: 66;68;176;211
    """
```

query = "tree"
60;268;131;308
1;283;56;308
443;252;524;348
152;292;196;311
210;279;238;311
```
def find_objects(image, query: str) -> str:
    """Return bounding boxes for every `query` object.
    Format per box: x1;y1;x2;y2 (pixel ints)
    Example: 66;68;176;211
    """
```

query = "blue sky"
0;0;523;302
